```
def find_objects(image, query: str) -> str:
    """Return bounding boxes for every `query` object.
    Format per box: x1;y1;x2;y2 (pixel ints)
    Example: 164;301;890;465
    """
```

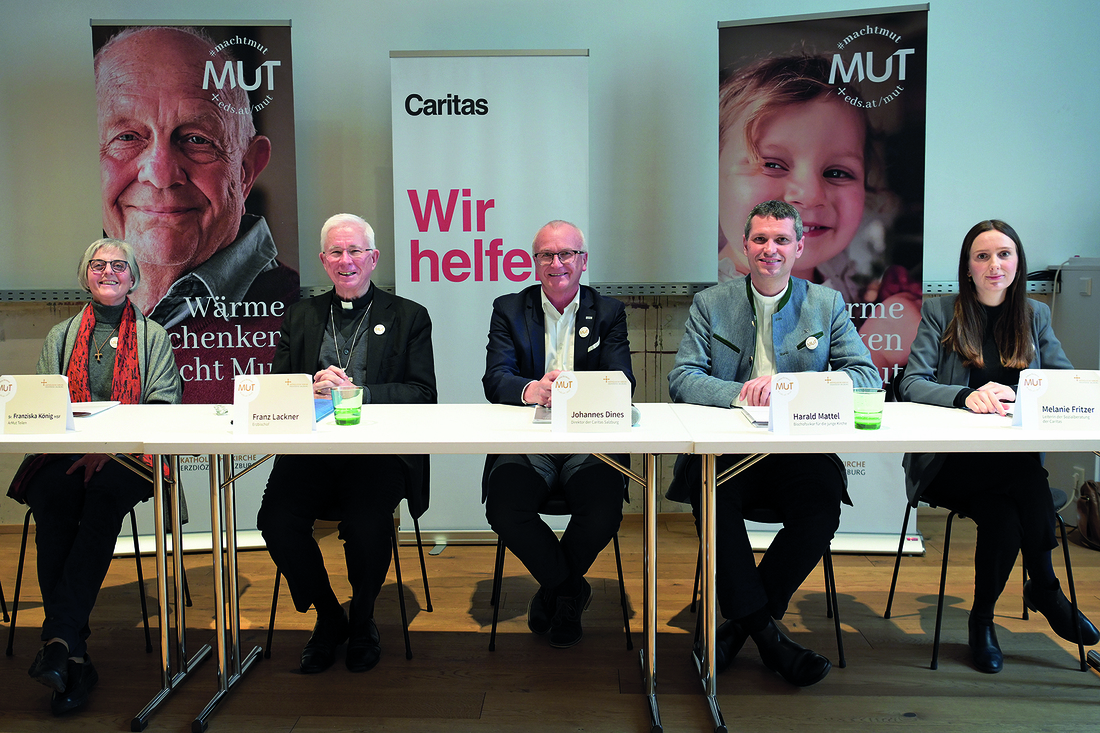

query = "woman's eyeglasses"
88;259;130;273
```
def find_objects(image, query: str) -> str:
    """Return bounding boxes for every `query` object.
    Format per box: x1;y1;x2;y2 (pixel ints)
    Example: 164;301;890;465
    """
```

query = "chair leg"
6;508;33;657
0;577;7;623
1056;514;1087;671
823;549;845;668
391;523;413;660
613;533;633;651
931;511;957;670
884;503;914;619
265;571;281;659
488;538;506;652
412;515;432;613
182;564;192;608
690;545;702;614
129;509;153;653
1022;564;1029;620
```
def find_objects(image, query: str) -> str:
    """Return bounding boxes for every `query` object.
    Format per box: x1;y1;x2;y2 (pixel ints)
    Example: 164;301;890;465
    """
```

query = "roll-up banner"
91;22;300;407
92;21;300;543
391;51;589;537
720;7;927;550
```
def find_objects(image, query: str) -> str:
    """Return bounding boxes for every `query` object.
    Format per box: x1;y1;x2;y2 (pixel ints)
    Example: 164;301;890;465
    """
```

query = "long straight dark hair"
942;220;1034;369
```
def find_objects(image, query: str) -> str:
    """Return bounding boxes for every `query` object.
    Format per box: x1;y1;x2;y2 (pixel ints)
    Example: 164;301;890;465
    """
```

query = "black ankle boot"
1023;579;1100;646
967;615;1003;673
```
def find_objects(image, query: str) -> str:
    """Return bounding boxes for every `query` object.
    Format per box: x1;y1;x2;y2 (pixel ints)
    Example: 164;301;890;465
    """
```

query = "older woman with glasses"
7;238;180;715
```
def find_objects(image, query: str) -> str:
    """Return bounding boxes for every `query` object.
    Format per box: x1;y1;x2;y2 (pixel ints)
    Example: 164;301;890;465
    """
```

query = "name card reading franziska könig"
233;374;314;435
551;370;632;433
0;375;74;434
769;372;854;435
1014;369;1100;430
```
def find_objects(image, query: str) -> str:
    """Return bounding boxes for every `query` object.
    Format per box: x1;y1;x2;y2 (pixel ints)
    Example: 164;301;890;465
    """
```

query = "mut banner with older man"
90;22;302;404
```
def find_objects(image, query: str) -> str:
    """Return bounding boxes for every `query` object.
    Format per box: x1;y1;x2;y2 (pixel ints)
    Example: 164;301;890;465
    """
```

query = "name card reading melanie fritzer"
0;374;74;434
1014;369;1100;431
233;374;315;435
551;370;632;433
769;371;854;435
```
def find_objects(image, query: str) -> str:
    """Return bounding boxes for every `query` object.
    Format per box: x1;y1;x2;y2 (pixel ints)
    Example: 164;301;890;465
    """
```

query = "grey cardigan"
38;301;182;405
898;295;1071;502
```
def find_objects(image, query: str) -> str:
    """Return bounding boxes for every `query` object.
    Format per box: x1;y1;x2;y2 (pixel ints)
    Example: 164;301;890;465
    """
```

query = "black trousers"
24;456;152;658
484;453;624;590
682;453;845;622
257;454;406;622
922;452;1057;609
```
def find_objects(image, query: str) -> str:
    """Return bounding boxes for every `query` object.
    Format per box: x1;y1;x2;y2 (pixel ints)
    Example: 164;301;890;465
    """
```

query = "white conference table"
142;401;693;733
1;406;212;733
671;401;1100;733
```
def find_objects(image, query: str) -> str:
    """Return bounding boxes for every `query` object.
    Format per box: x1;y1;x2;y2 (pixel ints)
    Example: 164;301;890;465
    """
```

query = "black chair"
488;490;632;652
883;487;1086;671
6;506;153;656
690;507;846;668
265;510;431;661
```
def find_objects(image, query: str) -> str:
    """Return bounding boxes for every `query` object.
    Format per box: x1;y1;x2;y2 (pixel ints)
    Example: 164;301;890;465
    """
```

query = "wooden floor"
2;510;1100;732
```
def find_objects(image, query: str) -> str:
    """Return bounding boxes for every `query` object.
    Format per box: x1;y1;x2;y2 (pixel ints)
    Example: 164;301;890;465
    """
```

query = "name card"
551;370;632;433
0;374;74;434
769;371;854;434
1014;369;1100;430
233;374;315;434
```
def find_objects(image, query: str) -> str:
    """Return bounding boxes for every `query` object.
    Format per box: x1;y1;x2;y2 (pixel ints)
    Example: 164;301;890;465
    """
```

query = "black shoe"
28;641;70;693
751;620;831;687
692;619;750;674
549;578;592;648
50;656;98;716
1024;579;1100;646
346;618;381;673
528;587;553;636
300;611;349;674
967;615;1003;674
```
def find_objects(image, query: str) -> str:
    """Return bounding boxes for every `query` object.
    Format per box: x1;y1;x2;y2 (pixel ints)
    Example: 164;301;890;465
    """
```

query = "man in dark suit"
257;214;436;674
482;220;635;648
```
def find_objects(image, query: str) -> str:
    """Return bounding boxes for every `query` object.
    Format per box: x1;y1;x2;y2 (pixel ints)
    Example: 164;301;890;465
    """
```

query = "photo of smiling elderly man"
93;24;300;402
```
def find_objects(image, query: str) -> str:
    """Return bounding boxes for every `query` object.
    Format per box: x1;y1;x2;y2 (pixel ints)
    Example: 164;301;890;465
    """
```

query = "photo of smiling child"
719;12;927;382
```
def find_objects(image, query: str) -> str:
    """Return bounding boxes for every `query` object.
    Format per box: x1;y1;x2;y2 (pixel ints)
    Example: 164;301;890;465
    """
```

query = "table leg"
131;455;211;732
192;454;263;733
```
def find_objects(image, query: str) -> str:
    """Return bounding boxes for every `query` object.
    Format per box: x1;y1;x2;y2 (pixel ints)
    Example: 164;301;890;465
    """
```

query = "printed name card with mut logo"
551;370;632;433
0;375;74;434
1014;369;1100;430
769;371;854;435
233;374;315;435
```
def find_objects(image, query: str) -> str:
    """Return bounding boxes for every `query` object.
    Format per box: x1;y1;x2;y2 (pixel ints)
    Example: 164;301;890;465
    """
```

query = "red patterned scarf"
65;301;142;404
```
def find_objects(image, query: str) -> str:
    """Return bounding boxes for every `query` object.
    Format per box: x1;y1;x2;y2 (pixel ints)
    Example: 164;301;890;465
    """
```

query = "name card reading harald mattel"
551;370;632;433
769;371;854;435
233;374;314;434
1014;369;1100;431
0;374;74;434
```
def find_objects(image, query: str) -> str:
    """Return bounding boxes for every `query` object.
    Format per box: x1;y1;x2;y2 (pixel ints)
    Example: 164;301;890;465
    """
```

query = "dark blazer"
480;284;635;499
898;294;1070;503
272;286;437;517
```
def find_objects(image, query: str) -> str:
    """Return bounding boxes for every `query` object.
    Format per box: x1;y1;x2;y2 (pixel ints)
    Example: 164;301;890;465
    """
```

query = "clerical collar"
337;284;374;311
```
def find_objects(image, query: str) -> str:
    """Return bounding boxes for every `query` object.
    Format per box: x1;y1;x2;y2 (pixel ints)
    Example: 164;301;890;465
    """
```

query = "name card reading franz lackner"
1014;369;1100;431
551;370;632;433
233;374;315;435
769;371;854;435
0;374;74;435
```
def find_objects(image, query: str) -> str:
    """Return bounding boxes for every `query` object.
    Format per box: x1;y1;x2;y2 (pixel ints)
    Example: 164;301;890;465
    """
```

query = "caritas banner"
90;22;300;404
391;50;589;534
719;8;928;548
718;7;927;388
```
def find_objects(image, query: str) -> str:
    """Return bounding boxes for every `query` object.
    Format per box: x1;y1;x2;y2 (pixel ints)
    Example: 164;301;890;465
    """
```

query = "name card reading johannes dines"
551;370;632;433
233;374;315;435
